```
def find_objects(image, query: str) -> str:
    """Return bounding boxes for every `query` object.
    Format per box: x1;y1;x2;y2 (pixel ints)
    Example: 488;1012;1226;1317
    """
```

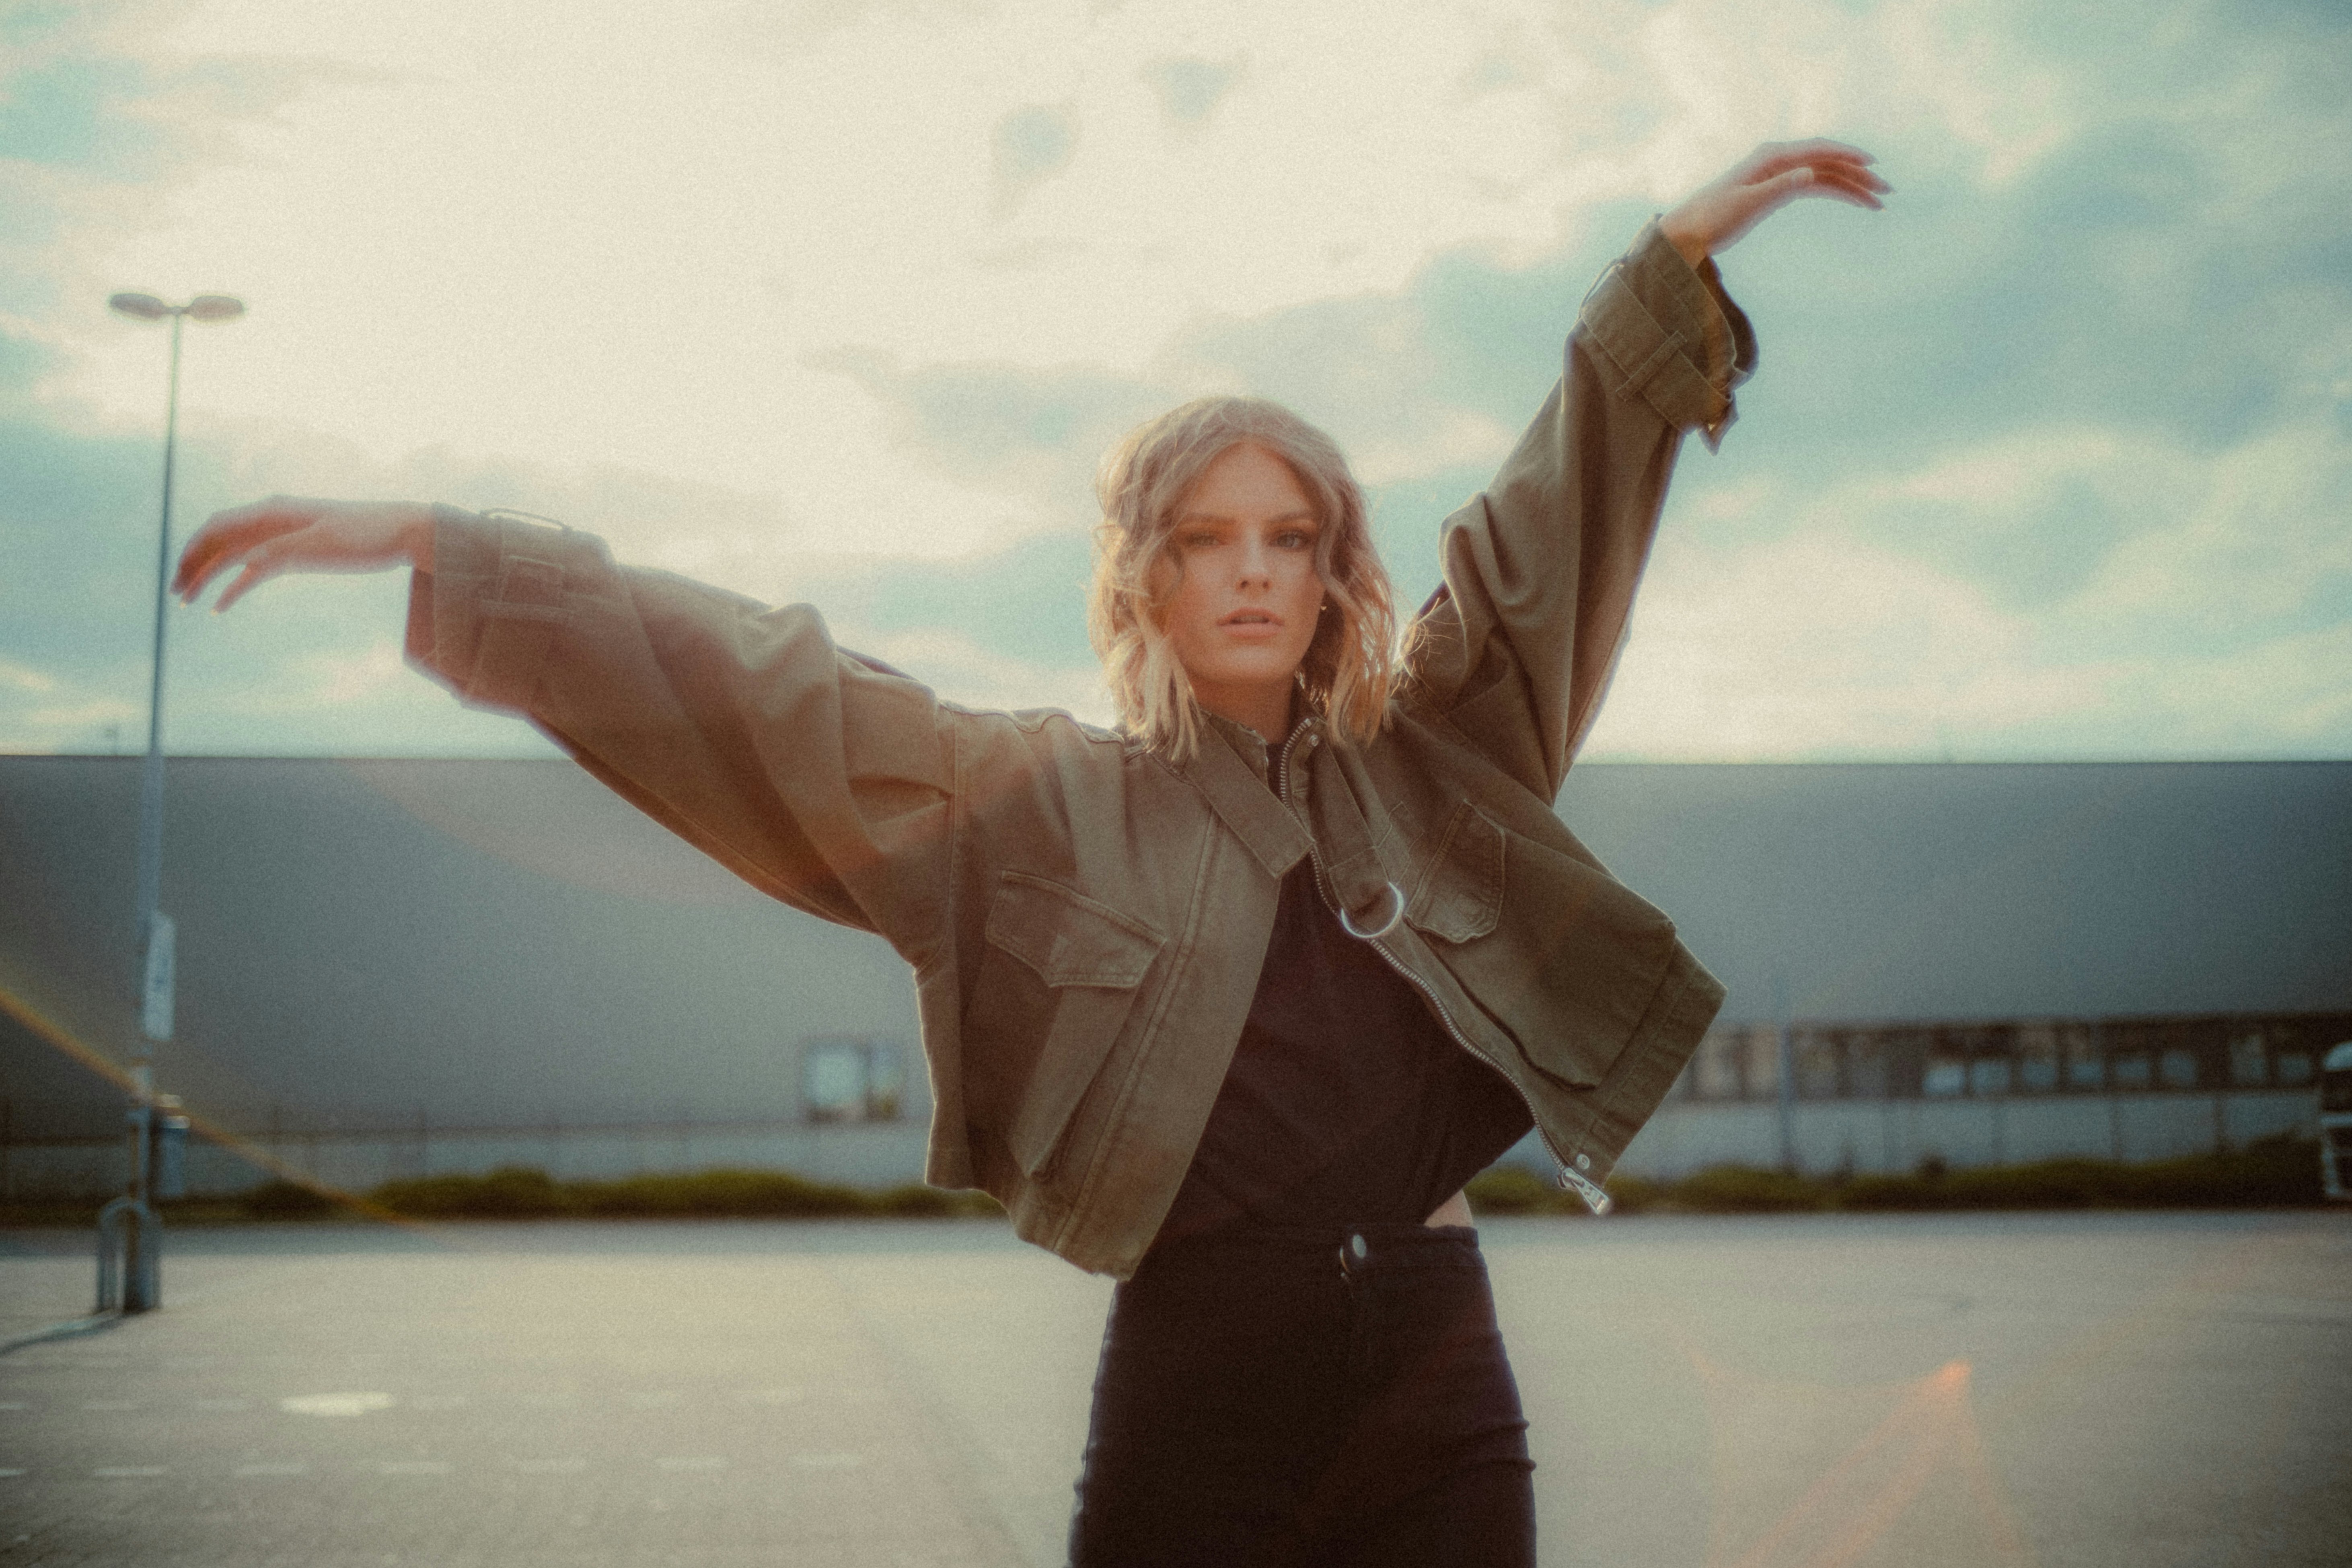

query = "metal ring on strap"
1338;881;1407;942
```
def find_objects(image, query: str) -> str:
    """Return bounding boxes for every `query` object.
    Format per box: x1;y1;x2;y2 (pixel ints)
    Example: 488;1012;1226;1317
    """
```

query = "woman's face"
1158;440;1327;736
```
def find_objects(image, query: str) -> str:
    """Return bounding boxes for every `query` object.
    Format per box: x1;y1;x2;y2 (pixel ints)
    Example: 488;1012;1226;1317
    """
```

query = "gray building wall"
5;756;2348;1195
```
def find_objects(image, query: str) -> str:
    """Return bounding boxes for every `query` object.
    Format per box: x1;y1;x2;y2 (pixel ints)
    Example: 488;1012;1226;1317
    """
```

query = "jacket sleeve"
1398;220;1756;799
404;509;956;964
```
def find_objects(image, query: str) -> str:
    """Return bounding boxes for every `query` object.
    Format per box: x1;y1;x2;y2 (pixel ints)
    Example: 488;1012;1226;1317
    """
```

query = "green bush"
241;1178;345;1219
374;1165;574;1217
1603;1173;1671;1214
1836;1172;1945;1210
1836;1138;2323;1212
1672;1164;1834;1213
364;1165;1005;1220
585;1169;860;1217
1464;1166;1669;1217
871;1183;997;1217
2112;1135;2320;1207
1464;1167;1563;1215
188;1136;2343;1226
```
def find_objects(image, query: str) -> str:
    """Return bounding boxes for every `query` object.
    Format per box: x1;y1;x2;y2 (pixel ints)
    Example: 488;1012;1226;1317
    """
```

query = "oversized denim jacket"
406;221;1754;1278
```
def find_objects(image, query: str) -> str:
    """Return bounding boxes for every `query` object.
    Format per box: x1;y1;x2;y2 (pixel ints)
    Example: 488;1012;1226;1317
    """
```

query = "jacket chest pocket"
1406;802;1675;1088
968;871;1164;1180
1405;802;1506;943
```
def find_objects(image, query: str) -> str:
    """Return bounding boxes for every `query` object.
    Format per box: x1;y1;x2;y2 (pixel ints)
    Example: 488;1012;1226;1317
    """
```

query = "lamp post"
98;290;243;1313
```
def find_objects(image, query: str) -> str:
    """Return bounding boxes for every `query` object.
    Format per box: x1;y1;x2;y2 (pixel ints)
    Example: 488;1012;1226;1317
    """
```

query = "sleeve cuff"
1577;220;1758;451
404;504;602;713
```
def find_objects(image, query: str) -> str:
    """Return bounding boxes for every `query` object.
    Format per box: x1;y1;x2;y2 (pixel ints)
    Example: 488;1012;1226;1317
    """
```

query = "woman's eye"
1277;530;1313;550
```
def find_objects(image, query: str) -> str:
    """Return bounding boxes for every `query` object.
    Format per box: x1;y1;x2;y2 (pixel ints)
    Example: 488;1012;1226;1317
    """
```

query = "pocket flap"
985;872;1162;989
1406;803;1505;944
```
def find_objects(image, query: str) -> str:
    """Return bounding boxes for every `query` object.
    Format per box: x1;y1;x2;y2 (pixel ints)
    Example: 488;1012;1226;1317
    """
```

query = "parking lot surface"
2;1210;2347;1566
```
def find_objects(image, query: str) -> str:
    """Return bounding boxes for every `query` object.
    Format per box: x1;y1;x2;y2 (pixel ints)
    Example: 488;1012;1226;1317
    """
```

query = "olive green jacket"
406;220;1752;1278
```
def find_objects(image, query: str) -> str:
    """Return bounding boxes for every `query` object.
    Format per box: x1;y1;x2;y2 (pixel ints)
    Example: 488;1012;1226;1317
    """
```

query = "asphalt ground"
2;1211;2346;1567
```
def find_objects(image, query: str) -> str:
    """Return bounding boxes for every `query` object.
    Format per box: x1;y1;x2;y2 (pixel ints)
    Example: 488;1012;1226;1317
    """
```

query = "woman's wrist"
398;503;438;573
1657;212;1712;268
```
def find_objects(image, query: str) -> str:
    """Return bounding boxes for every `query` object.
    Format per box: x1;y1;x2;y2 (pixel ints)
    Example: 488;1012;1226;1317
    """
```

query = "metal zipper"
1275;722;1612;1216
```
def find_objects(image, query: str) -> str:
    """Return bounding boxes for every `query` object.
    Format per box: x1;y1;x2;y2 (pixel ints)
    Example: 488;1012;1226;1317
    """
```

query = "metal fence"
0;1104;931;1201
1675;1010;2352;1104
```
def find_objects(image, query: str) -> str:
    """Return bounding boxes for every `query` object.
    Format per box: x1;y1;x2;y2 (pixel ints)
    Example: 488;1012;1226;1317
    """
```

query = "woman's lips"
1217;611;1283;637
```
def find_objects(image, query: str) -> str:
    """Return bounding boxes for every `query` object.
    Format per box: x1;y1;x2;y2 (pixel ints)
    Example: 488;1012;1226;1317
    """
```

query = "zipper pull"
1558;1163;1614;1216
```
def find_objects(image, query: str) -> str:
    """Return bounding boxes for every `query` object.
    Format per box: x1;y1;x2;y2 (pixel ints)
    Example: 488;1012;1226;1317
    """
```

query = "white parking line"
0;1468;26;1478
0;1402;29;1411
282;1392;396;1417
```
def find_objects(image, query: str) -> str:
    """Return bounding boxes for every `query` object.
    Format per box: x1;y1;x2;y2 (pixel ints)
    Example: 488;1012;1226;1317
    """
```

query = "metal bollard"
96;1196;161;1314
152;1104;190;1201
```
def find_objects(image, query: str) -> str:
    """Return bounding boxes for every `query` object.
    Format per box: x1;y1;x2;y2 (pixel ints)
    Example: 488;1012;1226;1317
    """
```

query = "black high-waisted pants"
1067;1223;1536;1567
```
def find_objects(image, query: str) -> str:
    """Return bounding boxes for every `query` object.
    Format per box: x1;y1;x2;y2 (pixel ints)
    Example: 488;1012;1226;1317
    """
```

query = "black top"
1153;863;1535;1247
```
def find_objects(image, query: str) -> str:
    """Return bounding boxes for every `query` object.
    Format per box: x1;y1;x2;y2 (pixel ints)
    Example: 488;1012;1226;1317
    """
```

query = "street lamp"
98;290;244;1314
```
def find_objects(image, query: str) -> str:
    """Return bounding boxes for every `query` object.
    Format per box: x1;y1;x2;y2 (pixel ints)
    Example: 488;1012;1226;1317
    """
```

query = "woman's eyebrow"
1173;509;1319;526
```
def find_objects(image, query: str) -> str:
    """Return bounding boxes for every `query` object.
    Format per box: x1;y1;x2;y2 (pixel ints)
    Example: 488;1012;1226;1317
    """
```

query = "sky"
2;0;2347;763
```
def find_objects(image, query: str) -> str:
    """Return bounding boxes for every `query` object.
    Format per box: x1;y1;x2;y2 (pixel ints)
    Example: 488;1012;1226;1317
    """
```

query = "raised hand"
1658;139;1888;265
173;497;436;613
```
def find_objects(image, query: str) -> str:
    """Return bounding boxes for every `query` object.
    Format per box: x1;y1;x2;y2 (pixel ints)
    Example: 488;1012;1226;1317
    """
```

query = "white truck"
2323;1041;2352;1202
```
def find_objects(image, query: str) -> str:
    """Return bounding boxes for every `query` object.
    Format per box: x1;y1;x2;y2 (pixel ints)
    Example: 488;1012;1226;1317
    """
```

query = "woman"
177;140;1887;1565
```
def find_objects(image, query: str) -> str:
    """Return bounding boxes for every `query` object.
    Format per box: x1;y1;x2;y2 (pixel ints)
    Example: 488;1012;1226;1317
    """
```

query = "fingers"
211;553;281;614
1739;140;1890;196
1742;137;1877;174
183;533;290;613
1772;136;1877;166
1785;164;1887;210
173;496;313;603
175;497;431;611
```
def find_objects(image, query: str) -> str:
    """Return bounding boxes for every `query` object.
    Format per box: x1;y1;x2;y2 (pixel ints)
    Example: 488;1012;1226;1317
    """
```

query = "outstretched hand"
173;497;436;613
1659;139;1887;265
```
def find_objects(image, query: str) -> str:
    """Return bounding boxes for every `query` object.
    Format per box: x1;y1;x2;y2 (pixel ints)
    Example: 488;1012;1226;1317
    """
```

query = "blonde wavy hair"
1088;396;1398;760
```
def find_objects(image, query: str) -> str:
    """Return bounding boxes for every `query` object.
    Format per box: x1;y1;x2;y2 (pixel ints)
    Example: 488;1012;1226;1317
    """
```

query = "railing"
0;1104;927;1201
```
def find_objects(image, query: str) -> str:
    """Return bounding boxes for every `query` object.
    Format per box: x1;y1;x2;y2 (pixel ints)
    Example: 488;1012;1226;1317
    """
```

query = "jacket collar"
1184;711;1312;880
1184;709;1401;930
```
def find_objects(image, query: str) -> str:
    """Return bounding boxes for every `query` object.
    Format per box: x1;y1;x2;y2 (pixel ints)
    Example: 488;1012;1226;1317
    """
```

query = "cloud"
1;0;2347;765
0;4;333;319
1140;56;1241;125
1715;0;2352;471
795;527;1101;670
806;347;1163;538
1586;524;2111;761
1583;409;2352;760
854;625;1114;726
0;660;60;695
992;103;1080;216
